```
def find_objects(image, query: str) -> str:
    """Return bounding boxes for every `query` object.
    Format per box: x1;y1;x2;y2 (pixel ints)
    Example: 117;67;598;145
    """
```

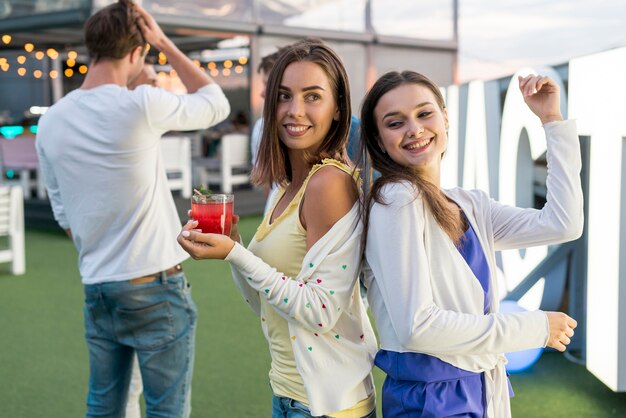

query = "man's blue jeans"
83;271;197;418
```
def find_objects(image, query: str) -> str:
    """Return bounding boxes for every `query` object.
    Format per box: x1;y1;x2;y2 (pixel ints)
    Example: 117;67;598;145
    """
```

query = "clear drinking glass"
190;193;234;235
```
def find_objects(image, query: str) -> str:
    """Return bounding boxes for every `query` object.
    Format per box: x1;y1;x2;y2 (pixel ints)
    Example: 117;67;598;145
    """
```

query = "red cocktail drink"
190;194;234;235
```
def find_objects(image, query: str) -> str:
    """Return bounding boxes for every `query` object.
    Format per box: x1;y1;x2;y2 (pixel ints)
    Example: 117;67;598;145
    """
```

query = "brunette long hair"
251;38;352;188
360;70;464;246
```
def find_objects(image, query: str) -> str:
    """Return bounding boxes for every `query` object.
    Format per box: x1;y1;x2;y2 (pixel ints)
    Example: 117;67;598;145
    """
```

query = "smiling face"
251;39;351;187
276;61;339;155
374;83;449;182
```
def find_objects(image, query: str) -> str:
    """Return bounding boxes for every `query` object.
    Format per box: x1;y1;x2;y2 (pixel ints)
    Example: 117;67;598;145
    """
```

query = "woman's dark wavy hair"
359;70;464;249
251;38;352;188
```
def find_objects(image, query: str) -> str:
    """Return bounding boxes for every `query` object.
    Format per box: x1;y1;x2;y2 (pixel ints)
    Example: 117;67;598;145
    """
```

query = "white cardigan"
363;119;583;418
226;203;377;416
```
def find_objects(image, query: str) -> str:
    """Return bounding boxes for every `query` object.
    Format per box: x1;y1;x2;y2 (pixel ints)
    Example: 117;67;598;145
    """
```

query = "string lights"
46;48;58;59
0;34;250;80
158;52;167;65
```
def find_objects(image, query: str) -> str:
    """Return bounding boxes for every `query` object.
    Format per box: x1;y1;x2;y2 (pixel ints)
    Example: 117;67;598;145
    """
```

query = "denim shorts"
83;271;197;418
272;395;376;418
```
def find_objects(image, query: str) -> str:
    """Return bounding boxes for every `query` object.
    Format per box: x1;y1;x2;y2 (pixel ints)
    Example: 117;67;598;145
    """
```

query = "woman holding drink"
178;39;377;418
359;70;583;417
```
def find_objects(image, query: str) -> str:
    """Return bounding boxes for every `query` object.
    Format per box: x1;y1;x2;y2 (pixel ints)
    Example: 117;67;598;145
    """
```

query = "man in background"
123;60;159;418
250;47;283;170
36;1;230;416
128;61;158;89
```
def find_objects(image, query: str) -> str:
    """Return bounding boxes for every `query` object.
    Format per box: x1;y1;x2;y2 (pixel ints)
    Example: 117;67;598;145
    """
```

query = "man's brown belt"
129;264;183;284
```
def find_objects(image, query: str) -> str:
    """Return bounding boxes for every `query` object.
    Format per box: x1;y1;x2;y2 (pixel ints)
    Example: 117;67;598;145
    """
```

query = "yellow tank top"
247;159;374;417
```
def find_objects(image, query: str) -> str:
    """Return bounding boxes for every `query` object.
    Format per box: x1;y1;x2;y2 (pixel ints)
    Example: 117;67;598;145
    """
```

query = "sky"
457;0;626;82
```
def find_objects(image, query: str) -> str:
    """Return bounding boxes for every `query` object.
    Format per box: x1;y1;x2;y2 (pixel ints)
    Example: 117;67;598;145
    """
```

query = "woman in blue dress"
359;71;583;417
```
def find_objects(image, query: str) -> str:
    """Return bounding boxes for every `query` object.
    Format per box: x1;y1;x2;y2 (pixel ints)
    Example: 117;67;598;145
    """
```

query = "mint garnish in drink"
193;185;213;202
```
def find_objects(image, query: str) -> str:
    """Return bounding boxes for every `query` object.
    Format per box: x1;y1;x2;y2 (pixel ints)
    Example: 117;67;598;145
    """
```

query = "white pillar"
569;47;626;392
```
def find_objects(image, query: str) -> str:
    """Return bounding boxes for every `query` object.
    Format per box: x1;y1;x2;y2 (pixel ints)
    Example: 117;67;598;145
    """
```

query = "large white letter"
441;85;460;189
462;81;491;192
569;47;626;392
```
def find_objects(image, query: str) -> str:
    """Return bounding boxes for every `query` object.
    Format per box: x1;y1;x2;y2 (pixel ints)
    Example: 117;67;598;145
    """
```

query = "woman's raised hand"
518;74;563;125
545;311;577;352
177;220;236;260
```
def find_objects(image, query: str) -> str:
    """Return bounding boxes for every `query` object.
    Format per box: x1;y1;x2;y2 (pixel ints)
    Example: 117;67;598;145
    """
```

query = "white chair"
0;135;46;199
0;184;25;275
161;136;192;199
193;133;250;193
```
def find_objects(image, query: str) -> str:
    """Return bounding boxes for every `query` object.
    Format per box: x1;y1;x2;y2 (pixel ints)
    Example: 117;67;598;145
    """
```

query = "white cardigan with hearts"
363;119;583;418
225;203;377;416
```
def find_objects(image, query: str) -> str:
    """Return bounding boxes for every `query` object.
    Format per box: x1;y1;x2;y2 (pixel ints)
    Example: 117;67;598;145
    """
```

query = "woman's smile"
283;123;311;137
403;136;433;152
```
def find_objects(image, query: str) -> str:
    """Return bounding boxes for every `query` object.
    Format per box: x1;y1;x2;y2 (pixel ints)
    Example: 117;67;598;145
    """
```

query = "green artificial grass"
1;218;625;417
509;353;626;417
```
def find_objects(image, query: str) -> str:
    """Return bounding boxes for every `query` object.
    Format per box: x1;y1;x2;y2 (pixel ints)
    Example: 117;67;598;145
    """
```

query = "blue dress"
376;216;498;418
